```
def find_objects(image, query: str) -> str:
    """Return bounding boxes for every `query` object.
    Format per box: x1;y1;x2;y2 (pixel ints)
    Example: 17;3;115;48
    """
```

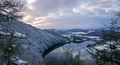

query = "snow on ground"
0;31;26;38
0;20;68;65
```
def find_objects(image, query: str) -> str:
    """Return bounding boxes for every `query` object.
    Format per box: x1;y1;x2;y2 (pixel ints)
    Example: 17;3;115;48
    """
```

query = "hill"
0;20;67;65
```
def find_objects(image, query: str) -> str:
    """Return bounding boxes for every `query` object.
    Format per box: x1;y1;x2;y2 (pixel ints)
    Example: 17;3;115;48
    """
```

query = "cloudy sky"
23;0;119;29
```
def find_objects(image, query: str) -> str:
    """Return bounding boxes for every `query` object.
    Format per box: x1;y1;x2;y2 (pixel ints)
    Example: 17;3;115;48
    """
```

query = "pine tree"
0;30;26;65
87;21;120;65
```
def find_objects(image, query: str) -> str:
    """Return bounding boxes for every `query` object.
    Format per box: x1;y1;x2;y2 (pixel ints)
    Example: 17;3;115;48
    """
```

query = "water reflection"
44;41;96;65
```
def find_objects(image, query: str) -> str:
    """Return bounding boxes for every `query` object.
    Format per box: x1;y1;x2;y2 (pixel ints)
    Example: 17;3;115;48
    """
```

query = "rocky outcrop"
0;20;68;65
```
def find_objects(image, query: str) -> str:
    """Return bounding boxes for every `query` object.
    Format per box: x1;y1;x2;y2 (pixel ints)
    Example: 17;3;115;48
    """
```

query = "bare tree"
0;0;26;22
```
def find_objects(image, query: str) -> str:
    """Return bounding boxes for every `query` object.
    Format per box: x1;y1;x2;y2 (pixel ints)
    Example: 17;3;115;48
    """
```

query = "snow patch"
0;31;26;38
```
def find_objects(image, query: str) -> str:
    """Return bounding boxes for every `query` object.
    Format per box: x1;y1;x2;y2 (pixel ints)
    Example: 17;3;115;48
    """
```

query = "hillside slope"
0;20;67;65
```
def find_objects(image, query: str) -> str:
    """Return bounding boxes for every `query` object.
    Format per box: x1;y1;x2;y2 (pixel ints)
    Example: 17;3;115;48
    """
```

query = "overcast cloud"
23;0;119;29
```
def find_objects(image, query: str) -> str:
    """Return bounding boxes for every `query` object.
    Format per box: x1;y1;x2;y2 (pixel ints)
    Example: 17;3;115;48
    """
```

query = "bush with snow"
11;57;27;65
0;30;26;65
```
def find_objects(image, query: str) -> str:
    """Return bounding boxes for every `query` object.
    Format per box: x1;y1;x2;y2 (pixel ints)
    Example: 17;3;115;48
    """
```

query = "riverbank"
44;41;96;65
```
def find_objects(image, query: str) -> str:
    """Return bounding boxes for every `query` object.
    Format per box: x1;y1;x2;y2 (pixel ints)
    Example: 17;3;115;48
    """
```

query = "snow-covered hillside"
0;20;68;65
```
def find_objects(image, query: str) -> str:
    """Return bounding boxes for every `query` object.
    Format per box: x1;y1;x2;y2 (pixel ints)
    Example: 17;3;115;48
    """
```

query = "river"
45;41;96;65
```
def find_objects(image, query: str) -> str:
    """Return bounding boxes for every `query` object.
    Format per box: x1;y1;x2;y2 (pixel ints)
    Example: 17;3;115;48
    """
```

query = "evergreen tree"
0;30;26;65
87;21;120;65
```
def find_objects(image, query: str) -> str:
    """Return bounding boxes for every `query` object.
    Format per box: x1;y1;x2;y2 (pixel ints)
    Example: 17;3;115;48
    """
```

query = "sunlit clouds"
22;13;51;26
27;0;36;4
22;0;119;29
26;0;36;10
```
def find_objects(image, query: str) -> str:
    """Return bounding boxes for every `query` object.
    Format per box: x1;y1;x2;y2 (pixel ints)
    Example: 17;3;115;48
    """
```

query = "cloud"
43;13;112;29
22;0;119;29
72;0;117;16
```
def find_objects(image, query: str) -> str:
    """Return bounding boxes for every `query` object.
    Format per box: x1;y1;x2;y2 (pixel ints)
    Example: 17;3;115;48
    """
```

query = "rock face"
0;20;67;65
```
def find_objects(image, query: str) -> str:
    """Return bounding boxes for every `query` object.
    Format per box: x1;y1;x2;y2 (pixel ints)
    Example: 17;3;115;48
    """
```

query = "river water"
45;41;96;65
